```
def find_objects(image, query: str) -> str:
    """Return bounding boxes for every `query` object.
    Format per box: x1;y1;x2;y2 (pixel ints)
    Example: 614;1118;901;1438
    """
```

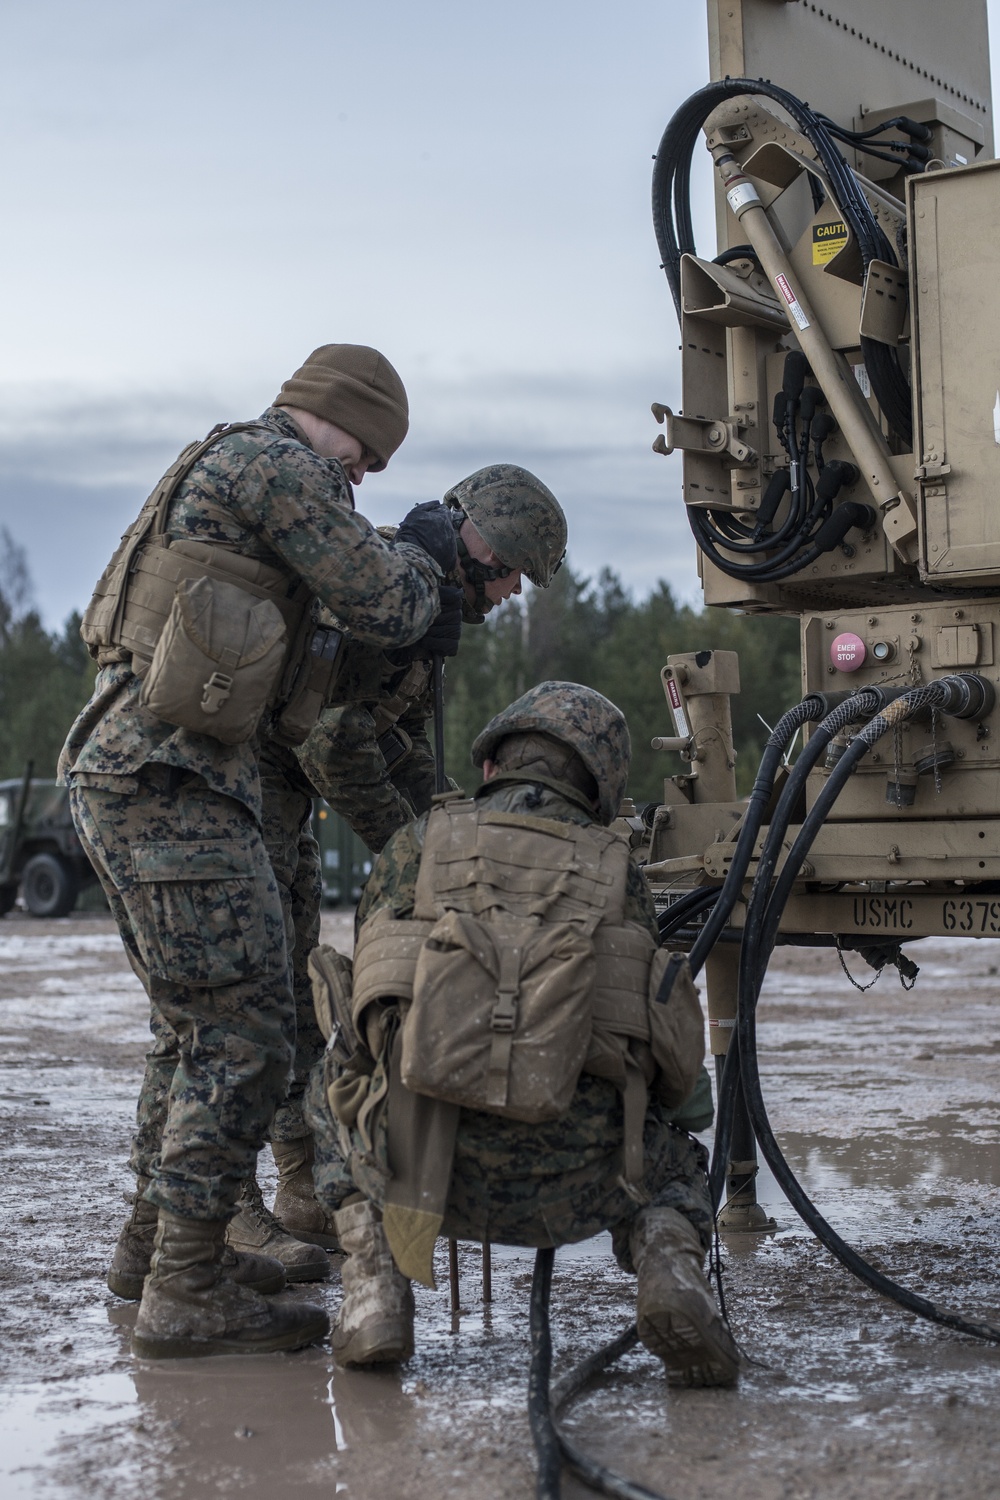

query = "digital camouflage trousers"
305;1064;714;1267
259;770;327;1142
69;764;293;1220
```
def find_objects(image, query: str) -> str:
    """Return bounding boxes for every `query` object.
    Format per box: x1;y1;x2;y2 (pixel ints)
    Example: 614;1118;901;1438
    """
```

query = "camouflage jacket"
59;408;441;821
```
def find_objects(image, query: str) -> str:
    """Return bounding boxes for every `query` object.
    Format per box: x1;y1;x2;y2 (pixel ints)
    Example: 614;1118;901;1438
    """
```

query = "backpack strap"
100;422;267;654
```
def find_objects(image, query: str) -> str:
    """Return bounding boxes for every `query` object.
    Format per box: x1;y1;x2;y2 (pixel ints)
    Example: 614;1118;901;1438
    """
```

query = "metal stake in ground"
433;657;462;1316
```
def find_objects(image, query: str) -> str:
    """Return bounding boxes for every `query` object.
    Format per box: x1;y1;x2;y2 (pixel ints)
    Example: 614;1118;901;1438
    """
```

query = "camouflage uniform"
277;470;568;1144
258;742;326;1143
61;407;441;1222
259;670;432;1147
295;656;435;856
307;780;715;1267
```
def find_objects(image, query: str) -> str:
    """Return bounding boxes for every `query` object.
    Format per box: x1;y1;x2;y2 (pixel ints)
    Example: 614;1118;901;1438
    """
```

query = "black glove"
396;500;458;575
391;584;464;662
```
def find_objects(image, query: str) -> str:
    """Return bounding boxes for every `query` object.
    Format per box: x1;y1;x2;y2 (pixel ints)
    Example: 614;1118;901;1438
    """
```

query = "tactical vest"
346;798;705;1180
80;423;345;747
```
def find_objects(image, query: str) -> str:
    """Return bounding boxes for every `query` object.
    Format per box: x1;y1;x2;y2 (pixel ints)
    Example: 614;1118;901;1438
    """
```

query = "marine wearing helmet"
305;681;737;1386
247;466;569;1256
444;464;567;620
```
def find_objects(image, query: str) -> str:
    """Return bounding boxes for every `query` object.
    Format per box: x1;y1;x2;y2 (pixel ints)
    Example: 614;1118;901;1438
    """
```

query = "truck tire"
22;853;79;918
0;883;17;917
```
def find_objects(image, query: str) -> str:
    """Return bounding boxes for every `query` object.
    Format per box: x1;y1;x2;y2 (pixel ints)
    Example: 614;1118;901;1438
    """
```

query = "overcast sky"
2;1;998;628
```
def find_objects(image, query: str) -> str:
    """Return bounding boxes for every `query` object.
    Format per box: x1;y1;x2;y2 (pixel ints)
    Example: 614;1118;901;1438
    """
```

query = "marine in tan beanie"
274;344;409;480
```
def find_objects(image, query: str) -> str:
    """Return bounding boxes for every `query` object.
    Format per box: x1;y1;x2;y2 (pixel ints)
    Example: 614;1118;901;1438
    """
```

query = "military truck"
643;0;998;1228
0;768;99;917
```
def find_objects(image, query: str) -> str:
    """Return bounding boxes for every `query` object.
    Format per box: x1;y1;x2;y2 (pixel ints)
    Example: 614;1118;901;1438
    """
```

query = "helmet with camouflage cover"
471;680;630;826
444;465;567;612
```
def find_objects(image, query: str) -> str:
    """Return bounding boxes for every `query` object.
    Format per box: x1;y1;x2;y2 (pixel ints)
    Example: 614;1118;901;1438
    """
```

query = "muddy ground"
2;912;1000;1499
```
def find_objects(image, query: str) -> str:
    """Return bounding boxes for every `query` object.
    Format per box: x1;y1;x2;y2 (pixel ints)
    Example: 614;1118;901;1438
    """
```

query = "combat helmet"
471;681;630;826
444;465;567;616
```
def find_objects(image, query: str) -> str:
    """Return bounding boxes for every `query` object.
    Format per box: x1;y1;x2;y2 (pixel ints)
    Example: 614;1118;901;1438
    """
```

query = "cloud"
0;366;701;629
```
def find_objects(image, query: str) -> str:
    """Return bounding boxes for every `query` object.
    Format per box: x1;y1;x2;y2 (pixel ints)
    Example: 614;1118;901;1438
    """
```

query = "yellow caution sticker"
812;220;849;265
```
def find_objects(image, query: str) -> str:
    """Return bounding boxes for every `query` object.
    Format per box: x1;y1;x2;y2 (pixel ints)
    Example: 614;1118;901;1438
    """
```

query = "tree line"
0;533;801;803
0;532;95;784
441;563;800;802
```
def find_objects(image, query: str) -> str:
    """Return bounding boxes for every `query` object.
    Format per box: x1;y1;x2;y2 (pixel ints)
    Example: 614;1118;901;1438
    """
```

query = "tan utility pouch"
646;950;706;1108
400;910;594;1122
139;576;286;744
308;944;358;1061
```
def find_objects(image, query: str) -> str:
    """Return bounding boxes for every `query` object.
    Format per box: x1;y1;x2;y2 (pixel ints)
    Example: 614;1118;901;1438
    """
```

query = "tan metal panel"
910;160;1000;583
708;0;992;153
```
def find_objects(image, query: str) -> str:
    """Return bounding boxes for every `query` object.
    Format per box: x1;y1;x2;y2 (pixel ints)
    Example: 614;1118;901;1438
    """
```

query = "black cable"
689;696;826;977
529;1250;677;1500
652;78;912;447
657;885;719;939
708;682;918;1207
732;678;1000;1344
686;351;862;583
529;1249;562;1499
712;244;760;267
530;680;1000;1499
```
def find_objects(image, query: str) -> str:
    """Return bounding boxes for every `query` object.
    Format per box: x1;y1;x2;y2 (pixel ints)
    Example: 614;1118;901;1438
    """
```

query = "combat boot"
271;1137;340;1249
331;1198;414;1367
132;1209;329;1359
630;1207;740;1388
107;1178;286;1300
227;1175;331;1282
107;1178;160;1299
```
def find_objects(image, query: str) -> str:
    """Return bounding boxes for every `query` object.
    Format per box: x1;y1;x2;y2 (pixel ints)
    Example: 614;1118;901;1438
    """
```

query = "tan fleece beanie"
273;344;408;470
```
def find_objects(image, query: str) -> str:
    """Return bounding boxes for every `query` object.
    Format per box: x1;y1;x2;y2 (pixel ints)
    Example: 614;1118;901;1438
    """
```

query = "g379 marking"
942;899;1000;934
851;896;1000;933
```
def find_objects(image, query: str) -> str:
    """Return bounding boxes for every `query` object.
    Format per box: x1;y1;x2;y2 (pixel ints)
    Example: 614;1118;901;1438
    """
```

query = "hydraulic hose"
529;1249;562;1499
731;676;1000;1344
652;78;912;448
709;684;897;1208
658;885;720;941
688;695;828;977
528;676;1000;1500
528;1249;676;1500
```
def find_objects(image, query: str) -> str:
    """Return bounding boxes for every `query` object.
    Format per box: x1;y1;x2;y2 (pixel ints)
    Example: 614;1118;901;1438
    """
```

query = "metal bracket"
915;458;953;481
651;403;757;467
860;260;909;343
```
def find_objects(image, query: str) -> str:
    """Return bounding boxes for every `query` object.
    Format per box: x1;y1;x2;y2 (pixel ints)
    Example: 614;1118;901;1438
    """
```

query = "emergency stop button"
831;631;866;671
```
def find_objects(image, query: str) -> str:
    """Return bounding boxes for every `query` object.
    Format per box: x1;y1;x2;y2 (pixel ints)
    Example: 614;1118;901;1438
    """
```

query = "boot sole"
276;1226;340;1250
225;1236;332;1283
331;1319;414;1368
132;1310;330;1360
283;1258;332;1283
107;1269;145;1301
638;1302;740;1388
110;1266;286;1300
245;1269;286;1295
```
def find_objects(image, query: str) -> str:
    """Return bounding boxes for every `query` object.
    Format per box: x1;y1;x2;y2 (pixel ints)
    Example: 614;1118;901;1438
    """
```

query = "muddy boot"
271;1138;340;1249
331;1198;414;1367
107;1178;287;1301
132;1209;329;1360
227;1175;331;1283
631;1207;740;1388
107;1178;160;1299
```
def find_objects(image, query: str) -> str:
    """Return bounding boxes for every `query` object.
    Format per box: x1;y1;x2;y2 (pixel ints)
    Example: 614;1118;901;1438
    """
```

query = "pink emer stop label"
831;631;866;671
